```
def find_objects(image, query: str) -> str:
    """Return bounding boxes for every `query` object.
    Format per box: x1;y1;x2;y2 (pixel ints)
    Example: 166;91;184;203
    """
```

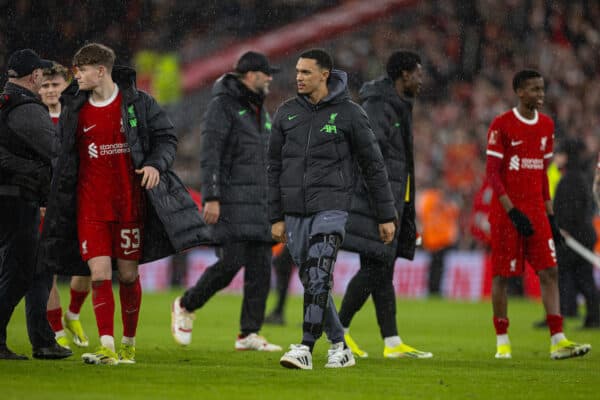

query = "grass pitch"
1;288;598;400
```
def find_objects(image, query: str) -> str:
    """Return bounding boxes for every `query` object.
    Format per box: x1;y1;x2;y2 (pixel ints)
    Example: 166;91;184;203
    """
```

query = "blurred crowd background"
2;0;599;254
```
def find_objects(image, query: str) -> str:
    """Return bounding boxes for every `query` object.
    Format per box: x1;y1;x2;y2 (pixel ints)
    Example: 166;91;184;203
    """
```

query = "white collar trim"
512;107;538;125
89;84;119;107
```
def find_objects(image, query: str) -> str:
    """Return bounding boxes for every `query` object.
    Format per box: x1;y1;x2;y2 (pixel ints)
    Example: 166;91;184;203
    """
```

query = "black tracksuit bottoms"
180;241;272;335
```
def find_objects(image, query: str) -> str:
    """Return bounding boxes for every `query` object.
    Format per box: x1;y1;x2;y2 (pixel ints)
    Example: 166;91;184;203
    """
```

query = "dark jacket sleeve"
200;97;233;201
7;103;56;163
141;93;177;173
348;104;396;222
267;108;284;222
362;98;390;153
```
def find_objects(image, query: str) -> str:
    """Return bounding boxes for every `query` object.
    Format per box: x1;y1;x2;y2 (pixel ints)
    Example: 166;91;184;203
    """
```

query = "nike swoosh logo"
83;125;96;133
288;114;298;120
238;109;248;116
511;140;523;146
123;249;139;255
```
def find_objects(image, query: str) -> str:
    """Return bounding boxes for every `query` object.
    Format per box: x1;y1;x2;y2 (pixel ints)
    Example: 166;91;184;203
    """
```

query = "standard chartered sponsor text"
100;142;131;156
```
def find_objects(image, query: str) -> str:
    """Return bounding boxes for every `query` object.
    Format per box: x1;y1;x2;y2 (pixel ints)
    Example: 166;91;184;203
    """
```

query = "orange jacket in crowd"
416;188;459;252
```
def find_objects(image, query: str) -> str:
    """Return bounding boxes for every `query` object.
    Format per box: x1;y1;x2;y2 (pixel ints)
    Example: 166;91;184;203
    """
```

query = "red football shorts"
490;208;556;277
78;220;143;262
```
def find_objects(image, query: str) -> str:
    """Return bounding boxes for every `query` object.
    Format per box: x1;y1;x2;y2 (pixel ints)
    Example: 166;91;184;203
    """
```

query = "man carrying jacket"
0;49;72;360
171;51;281;352
40;43;210;365
269;48;396;370
339;50;433;359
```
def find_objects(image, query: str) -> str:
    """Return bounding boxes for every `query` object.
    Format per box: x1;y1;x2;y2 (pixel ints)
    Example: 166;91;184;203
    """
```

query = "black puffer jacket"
200;73;272;242
268;70;395;223
40;66;212;275
0;82;55;203
343;77;417;261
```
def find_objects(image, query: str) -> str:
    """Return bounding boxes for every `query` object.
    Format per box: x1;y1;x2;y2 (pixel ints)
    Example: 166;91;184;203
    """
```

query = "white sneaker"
325;342;356;368
235;333;282;351
171;297;195;346
280;344;313;370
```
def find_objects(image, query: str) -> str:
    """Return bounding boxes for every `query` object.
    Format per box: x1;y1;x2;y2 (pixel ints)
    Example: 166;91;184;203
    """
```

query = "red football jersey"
50;111;60;125
486;108;554;211
76;86;143;222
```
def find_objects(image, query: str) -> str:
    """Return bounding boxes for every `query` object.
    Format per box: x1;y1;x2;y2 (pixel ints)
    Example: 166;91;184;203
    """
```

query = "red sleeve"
486;155;506;197
485;117;506;197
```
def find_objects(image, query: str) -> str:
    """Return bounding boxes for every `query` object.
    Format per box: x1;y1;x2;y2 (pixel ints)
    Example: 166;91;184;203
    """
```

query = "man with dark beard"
172;52;281;352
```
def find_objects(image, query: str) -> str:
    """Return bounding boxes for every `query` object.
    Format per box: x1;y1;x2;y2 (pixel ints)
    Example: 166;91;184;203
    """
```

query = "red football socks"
92;280;115;337
69;288;89;315
546;314;563;336
493;316;509;335
119;276;142;338
47;307;63;332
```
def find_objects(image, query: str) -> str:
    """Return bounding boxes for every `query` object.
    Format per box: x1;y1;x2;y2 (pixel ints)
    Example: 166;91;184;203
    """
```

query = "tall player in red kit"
485;70;590;360
41;43;210;365
39;63;91;351
73;45;154;365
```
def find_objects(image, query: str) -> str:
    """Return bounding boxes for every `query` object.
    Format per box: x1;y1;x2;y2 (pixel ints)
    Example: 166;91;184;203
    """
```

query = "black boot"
32;342;72;359
0;345;28;360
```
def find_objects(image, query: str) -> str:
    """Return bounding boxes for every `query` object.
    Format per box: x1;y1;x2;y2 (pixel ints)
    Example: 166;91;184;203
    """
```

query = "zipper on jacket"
302;109;315;215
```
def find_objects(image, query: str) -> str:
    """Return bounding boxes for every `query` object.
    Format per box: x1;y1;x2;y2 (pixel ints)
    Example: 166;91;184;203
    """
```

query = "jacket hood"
212;73;265;106
298;69;349;107
3;81;40;100
111;65;137;89
359;76;412;109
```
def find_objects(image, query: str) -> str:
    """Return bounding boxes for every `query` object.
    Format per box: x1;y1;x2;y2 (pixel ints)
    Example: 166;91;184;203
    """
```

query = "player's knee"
118;270;138;284
538;267;558;285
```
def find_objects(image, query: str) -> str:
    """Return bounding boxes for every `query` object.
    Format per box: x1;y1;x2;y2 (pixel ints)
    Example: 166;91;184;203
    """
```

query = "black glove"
508;208;534;237
548;214;565;248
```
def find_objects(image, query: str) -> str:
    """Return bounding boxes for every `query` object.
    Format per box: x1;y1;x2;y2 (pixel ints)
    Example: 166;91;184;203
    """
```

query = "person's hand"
203;201;220;224
548;214;565;248
508;208;534;237
271;221;286;243
378;221;396;244
135;166;160;189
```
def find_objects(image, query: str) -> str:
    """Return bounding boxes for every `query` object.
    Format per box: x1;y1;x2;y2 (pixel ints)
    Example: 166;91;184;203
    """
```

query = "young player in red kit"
485;69;591;360
39;63;91;350
75;44;148;365
40;43;210;365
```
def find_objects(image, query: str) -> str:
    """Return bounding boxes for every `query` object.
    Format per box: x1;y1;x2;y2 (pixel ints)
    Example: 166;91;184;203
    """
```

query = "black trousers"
558;248;600;324
181;241;271;335
338;254;397;338
0;197;55;349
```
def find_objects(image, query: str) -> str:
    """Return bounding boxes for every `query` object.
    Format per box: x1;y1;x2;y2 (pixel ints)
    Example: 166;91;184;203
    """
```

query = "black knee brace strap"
304;291;328;308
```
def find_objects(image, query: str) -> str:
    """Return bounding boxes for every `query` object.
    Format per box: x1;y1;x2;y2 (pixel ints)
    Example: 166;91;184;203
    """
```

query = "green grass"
1;288;598;399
